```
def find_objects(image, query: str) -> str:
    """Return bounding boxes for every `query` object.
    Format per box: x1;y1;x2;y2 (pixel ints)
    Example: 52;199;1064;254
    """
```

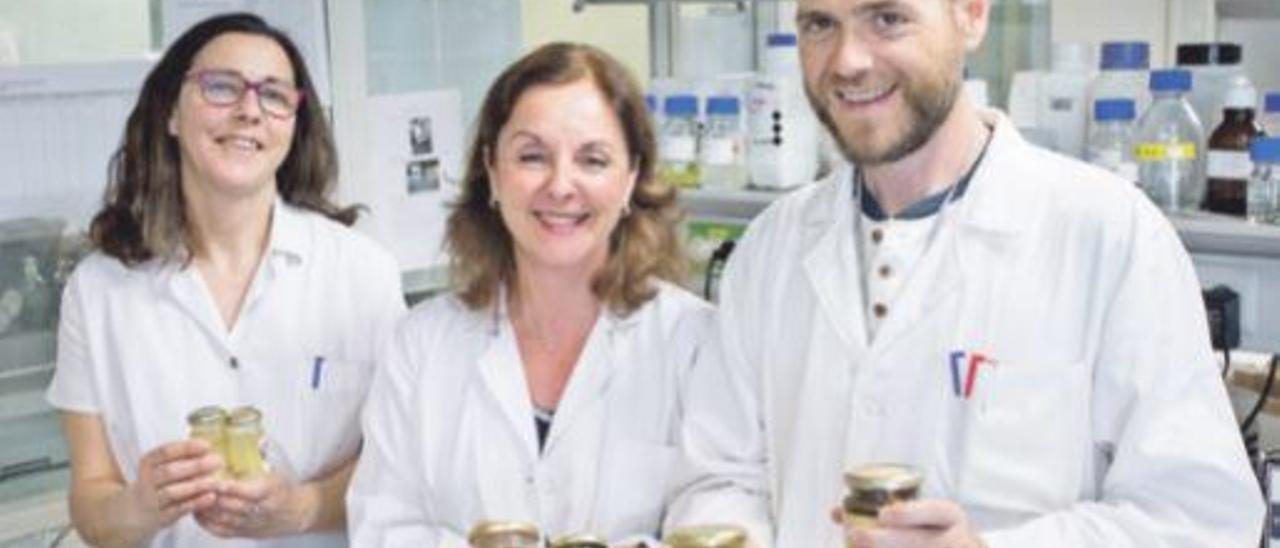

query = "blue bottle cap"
1266;92;1280;114
1094;99;1136;122
1251;137;1280;163
707;96;740;115
1149;69;1192;92
664;95;699;116
767;33;797;47
1100;41;1150;71
645;93;657;114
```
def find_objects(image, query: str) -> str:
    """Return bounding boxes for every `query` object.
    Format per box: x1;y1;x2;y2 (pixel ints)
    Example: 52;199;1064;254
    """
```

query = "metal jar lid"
549;533;608;548
226;405;263;427
843;463;924;493
467;520;540;545
187;405;227;427
663;524;748;548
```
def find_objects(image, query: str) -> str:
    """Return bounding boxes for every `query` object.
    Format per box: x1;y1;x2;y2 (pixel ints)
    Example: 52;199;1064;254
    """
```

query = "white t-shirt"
46;201;406;547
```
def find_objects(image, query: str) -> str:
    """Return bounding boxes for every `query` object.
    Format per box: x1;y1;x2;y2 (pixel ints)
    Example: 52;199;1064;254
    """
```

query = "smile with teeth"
216;135;264;151
534;210;590;228
834;84;896;104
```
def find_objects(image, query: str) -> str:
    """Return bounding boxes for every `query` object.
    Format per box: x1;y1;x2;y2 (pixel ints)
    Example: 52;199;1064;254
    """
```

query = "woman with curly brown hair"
45;13;404;547
348;42;711;545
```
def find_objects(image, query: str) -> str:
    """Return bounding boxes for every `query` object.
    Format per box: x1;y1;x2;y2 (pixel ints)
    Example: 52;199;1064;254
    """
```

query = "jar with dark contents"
548;533;608;548
663;524;749;548
225;406;267;479
467;520;541;548
842;463;923;531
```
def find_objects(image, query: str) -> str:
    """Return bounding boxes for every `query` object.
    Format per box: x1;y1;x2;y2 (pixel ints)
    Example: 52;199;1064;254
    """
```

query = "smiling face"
488;77;637;276
171;32;298;201
797;0;982;165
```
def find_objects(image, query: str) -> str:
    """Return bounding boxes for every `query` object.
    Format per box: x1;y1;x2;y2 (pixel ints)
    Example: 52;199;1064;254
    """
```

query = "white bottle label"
700;137;739;165
661;136;696;163
1207;150;1254;180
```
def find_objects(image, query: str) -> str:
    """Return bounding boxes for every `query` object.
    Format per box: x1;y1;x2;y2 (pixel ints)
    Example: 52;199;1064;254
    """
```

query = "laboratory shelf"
679;185;1280;260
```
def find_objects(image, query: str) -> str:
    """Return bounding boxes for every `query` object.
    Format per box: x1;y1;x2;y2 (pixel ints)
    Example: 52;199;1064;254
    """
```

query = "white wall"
1052;0;1169;66
520;0;650;81
0;0;151;65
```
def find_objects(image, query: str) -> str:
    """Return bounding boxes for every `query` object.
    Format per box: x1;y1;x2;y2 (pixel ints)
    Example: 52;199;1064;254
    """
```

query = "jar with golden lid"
467;520;541;548
842;463;923;531
663;524;748;548
548;533;608;548
225;405;267;479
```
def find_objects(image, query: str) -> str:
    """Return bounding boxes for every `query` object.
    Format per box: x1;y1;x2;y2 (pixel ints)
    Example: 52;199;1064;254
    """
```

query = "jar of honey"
842;463;923;531
225;406;267;479
663;524;749;548
186;405;227;474
467;520;541;548
548;533;608;548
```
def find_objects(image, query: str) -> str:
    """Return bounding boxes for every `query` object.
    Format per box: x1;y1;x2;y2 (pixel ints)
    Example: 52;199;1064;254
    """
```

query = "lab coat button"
870;229;884;244
872;303;888;318
229;356;239;369
878;265;892;278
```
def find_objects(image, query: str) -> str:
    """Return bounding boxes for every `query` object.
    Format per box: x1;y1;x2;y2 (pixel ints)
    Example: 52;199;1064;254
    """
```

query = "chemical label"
1134;142;1197;161
700;137;740;165
660;136;696;163
1207;150;1254;180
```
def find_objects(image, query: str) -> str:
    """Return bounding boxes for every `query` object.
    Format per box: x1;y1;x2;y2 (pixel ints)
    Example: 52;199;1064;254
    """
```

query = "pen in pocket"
311;356;324;389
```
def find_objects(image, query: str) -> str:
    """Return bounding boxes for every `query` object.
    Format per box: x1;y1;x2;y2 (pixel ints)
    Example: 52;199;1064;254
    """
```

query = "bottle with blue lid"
658;94;701;189
1263;92;1280;136
1085;98;1138;181
1087;42;1151;138
1248;137;1280;224
1133;69;1205;212
699;95;747;189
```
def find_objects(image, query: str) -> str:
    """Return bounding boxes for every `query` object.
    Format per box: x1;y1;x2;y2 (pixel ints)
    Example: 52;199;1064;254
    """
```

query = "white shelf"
680;185;1280;260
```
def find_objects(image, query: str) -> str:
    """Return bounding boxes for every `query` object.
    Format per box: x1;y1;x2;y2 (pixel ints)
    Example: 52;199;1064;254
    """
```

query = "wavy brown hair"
89;12;356;265
446;42;685;316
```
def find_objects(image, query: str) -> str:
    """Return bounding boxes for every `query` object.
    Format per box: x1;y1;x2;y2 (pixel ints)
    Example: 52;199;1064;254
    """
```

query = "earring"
488;193;499;209
167;118;177;136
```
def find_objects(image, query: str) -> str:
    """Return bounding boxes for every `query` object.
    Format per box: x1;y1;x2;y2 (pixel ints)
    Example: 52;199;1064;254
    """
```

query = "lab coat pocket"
598;439;677;536
295;357;373;475
958;360;1088;515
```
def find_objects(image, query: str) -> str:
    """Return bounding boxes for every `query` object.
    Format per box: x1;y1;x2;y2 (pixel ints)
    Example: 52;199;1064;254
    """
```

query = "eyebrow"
195;66;296;86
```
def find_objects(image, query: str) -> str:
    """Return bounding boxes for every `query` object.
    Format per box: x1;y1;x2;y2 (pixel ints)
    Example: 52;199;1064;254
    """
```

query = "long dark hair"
446;42;685;316
90;12;356;265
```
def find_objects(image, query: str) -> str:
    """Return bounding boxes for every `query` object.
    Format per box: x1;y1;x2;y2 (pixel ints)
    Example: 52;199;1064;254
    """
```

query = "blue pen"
311;356;324;389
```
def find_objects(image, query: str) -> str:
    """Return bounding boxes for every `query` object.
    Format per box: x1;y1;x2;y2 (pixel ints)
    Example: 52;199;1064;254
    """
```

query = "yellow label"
1134;142;1197;161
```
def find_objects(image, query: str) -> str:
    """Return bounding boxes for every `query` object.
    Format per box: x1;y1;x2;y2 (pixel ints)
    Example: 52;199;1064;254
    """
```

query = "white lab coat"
669;110;1265;547
46;201;406;547
347;281;712;546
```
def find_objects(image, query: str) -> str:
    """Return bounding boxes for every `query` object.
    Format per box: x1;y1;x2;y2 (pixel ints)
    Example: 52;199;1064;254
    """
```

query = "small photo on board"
409;116;433;156
406;157;441;194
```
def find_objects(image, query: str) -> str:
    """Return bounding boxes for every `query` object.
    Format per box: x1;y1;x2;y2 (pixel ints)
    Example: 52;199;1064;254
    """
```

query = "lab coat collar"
954;109;1043;237
266;198;310;266
476;283;635;460
802;165;870;353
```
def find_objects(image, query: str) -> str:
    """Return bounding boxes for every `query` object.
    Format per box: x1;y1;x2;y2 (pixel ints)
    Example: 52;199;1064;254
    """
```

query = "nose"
232;87;264;122
830;30;873;80
545;156;578;199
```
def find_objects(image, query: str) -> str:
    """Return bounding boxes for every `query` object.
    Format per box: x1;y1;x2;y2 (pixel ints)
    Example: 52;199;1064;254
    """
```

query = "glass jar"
225;406;267;479
842;463;924;532
467;520;541;548
662;524;748;548
186;405;227;457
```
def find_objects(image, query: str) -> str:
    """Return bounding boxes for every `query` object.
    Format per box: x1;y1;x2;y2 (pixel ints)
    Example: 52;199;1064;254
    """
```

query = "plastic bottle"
1176;43;1251;135
1204;85;1265;215
1009;42;1092;157
1087;42;1151;140
748;33;818;190
1247;137;1280;224
1263;92;1280;136
699;96;748;189
1085;98;1138;181
1133;69;1205;212
658;94;701;189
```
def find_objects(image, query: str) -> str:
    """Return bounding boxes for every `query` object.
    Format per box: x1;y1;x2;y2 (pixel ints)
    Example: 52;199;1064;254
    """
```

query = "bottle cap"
1149;69;1192;92
766;33;797;47
1265;92;1280;114
664;94;699;116
1176;43;1243;66
1251;137;1280;163
1223;85;1258;110
1100;41;1150;70
1094;98;1136;122
707;96;740;115
644;93;657;114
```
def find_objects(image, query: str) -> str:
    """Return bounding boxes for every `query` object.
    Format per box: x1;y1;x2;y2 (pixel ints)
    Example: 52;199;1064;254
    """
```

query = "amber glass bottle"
1204;86;1266;215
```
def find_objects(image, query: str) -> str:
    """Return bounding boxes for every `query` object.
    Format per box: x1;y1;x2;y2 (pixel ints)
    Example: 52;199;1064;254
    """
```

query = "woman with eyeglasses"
45;13;405;547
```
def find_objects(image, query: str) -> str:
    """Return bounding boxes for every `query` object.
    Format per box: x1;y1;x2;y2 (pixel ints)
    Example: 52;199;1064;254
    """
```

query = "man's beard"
807;73;962;166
